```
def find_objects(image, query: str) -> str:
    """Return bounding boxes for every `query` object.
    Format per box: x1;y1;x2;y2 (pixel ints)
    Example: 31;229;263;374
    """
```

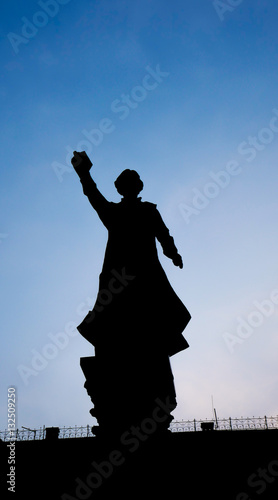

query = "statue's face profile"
114;170;144;198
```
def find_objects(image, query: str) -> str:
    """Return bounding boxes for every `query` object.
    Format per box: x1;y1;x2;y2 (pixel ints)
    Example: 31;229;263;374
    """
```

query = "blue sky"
1;0;278;431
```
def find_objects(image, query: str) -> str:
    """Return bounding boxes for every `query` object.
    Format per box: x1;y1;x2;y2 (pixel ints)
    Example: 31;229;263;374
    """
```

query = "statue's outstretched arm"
71;151;110;226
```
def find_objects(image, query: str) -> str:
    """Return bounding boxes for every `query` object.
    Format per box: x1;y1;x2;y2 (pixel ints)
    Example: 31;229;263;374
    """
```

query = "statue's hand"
71;151;92;178
173;254;183;269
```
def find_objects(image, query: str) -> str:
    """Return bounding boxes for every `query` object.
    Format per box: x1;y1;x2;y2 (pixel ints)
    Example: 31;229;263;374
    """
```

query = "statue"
71;151;191;438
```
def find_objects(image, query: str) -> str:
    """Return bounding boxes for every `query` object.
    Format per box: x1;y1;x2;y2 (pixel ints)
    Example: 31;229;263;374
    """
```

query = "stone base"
80;354;176;438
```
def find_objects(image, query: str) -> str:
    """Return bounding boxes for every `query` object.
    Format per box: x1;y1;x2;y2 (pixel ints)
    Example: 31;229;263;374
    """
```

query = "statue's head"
114;170;144;198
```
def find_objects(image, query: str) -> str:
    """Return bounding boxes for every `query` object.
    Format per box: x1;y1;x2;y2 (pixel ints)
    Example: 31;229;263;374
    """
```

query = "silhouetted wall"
2;430;278;499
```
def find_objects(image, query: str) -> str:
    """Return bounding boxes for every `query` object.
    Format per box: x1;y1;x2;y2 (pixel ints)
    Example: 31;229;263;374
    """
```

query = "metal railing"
0;425;94;442
1;416;277;442
170;415;278;432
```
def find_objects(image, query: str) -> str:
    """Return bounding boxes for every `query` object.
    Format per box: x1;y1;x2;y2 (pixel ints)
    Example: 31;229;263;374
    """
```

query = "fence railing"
0;425;94;442
170;415;278;432
1;416;277;442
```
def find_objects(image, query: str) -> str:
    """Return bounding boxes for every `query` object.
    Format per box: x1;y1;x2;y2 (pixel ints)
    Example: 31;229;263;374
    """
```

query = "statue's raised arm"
71;151;110;227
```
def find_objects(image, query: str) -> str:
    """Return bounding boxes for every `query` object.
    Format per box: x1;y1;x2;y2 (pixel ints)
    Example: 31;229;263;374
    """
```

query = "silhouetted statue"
71;151;191;437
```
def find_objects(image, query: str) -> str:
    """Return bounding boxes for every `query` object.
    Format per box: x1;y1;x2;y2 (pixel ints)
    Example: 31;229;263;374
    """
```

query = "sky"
1;0;278;433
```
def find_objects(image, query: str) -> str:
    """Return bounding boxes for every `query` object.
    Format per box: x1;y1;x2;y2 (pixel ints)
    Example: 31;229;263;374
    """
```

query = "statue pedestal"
80;352;177;438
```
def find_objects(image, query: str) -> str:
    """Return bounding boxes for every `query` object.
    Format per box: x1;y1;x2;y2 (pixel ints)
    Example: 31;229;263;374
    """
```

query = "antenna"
211;395;219;429
214;408;219;429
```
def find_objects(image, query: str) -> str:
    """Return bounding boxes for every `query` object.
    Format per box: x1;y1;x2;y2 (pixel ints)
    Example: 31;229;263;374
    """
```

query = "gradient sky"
1;0;278;432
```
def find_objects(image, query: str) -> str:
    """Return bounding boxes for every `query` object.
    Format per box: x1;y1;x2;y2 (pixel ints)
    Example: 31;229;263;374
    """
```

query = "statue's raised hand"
71;151;93;178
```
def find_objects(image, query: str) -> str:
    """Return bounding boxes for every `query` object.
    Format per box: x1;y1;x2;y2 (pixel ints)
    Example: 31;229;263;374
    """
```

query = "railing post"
229;417;232;431
264;416;268;430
